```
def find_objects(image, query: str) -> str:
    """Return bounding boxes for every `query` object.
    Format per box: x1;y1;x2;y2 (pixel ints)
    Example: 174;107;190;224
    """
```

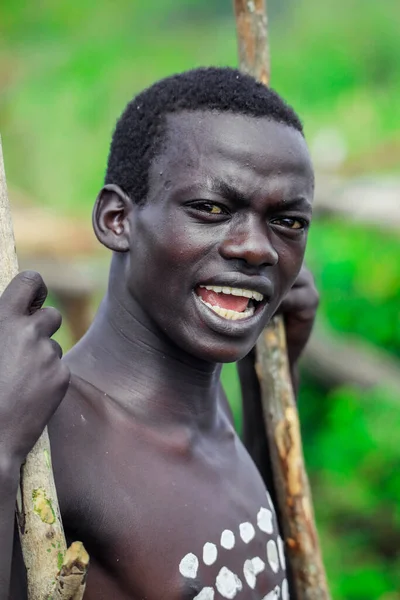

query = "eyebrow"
210;178;246;206
209;178;312;213
273;197;313;213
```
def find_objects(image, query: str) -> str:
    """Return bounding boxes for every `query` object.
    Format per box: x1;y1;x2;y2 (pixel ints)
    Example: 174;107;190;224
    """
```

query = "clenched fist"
0;271;70;472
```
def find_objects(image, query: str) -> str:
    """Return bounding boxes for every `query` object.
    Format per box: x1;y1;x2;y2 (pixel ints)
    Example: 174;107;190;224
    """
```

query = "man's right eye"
187;201;230;216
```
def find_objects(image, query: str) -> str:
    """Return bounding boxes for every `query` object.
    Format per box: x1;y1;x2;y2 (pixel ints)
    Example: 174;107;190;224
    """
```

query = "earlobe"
92;184;133;252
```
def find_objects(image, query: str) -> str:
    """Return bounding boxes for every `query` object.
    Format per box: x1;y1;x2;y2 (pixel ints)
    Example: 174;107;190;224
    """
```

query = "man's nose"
219;218;278;267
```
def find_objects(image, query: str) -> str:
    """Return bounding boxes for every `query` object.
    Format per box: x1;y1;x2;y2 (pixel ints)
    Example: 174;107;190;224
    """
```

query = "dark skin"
1;110;317;600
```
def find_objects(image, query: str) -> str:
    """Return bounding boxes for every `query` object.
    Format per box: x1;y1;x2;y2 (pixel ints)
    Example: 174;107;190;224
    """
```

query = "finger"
0;271;48;316
31;306;63;338
49;338;63;359
278;286;319;315
290;265;314;289
279;288;307;311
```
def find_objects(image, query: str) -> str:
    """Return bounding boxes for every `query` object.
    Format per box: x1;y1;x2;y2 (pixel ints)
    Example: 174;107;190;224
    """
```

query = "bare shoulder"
48;374;114;532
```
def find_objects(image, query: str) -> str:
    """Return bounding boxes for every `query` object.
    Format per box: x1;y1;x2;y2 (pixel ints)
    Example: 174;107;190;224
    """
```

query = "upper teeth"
199;285;263;302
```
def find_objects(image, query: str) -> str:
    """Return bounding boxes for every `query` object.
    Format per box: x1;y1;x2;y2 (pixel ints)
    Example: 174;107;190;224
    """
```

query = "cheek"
145;217;217;275
131;216;210;301
275;239;307;292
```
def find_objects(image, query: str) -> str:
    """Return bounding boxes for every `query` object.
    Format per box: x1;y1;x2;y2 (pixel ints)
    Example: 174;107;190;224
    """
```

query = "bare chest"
62;429;288;600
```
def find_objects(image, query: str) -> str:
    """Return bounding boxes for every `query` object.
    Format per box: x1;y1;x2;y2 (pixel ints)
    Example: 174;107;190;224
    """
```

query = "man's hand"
278;265;319;368
0;271;70;474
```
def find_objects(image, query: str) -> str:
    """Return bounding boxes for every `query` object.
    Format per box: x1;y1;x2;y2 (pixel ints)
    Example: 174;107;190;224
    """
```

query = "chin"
181;336;259;364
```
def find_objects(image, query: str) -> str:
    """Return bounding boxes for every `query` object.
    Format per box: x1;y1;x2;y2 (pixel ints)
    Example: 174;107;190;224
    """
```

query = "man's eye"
272;217;307;230
190;202;228;215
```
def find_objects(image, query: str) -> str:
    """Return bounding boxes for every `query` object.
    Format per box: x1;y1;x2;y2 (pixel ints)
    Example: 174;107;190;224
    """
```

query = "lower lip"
192;292;268;335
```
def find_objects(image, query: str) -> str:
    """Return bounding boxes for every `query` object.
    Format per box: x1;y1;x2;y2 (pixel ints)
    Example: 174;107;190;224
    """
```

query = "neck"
66;278;222;430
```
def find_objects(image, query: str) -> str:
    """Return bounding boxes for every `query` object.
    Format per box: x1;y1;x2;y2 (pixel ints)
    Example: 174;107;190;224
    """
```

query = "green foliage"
1;0;399;214
306;219;400;356
301;218;400;598
300;383;400;599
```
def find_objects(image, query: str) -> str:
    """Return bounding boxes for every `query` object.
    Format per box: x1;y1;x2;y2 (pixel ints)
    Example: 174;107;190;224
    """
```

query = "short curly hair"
105;67;303;204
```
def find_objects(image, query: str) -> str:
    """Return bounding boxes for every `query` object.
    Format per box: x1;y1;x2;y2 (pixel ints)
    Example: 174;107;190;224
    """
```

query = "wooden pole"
0;138;89;599
233;2;331;598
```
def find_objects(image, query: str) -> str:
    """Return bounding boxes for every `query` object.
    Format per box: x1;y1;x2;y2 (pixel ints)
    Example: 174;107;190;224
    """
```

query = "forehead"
149;110;314;201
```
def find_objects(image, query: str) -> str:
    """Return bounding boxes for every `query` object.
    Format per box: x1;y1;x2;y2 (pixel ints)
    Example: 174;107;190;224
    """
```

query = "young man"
1;67;318;599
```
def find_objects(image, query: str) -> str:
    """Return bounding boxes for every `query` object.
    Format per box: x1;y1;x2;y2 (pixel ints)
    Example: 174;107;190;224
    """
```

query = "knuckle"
23;318;40;340
51;339;63;358
43;306;63;327
58;363;71;388
310;285;320;307
301;265;314;283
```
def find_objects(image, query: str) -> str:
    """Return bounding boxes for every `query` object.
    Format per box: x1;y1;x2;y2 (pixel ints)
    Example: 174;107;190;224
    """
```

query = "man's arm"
0;272;70;599
0;467;19;599
239;266;319;487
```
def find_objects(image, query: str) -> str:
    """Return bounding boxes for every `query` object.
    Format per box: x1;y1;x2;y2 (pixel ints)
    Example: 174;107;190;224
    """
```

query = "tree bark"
0;137;89;599
233;0;270;85
233;2;331;598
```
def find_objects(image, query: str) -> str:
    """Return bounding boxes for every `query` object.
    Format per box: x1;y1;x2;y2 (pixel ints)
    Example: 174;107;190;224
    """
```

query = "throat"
196;287;249;312
67;298;222;427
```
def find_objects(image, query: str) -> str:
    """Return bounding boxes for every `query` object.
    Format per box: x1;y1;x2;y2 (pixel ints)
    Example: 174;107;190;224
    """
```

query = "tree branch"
0;137;89;599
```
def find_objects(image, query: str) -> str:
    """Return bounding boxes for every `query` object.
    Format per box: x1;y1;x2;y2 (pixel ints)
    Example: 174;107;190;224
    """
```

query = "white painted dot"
282;579;289;600
274;585;281;598
257;507;274;534
194;587;215;600
239;522;256;544
277;536;286;570
215;567;242;599
179;552;199;579
262;589;279;600
243;559;256;589
251;556;265;575
267;539;280;573
203;542;218;566
220;529;235;550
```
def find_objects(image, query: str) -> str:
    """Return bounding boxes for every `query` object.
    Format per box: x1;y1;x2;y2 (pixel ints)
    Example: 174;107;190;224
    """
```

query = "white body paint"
277;536;286;570
178;504;287;596
239;522;256;544
257;507;274;534
193;587;215;600
215;567;243;599
179;553;199;579
220;529;235;550
243;559;256;589
203;542;218;566
262;588;280;600
267;539;280;573
243;555;266;589
251;556;265;576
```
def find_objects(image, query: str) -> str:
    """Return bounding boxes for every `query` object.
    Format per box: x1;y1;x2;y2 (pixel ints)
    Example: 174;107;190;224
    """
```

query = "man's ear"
92;184;133;252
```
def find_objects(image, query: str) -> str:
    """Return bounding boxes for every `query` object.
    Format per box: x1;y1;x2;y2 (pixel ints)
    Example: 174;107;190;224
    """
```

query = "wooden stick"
233;2;331;598
0;138;89;599
256;318;331;598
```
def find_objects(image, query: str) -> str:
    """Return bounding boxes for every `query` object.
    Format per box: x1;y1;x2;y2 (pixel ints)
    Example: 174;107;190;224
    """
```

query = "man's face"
125;110;314;363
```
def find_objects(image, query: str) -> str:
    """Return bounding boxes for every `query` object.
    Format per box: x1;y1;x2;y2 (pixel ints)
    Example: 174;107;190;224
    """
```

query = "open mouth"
195;285;264;321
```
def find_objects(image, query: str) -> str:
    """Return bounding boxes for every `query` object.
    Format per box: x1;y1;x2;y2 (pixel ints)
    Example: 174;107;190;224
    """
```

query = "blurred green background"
1;0;399;597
